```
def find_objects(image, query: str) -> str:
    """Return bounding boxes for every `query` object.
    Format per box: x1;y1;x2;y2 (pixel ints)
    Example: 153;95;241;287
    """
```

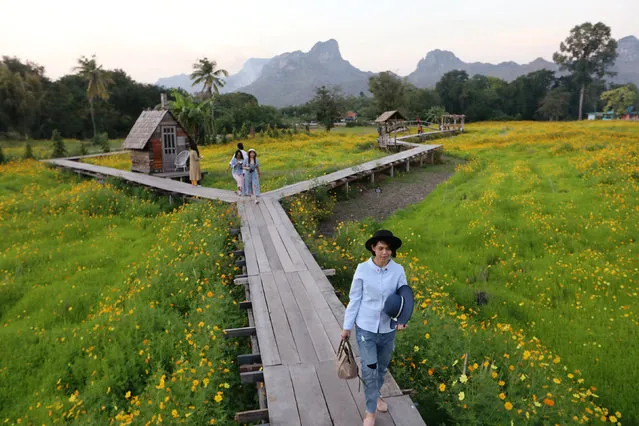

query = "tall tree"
190;58;229;98
537;88;571;121
436;70;469;114
310;85;344;132
169;91;215;145
74;55;111;139
553;22;617;120
368;72;405;115
600;84;638;116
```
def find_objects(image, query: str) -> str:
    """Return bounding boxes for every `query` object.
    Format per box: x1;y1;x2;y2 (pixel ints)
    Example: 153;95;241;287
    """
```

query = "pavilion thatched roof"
375;110;406;123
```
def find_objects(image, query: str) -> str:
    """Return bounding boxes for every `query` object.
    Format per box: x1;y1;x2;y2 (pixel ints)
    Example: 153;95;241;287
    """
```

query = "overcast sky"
2;0;636;84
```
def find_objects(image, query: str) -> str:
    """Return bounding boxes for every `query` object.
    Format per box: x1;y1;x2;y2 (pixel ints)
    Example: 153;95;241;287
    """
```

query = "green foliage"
0;165;255;424
23;142;34;159
601;84;639;115
553;22;618;119
169;90;215;146
50;129;67;158
239;122;249;139
310;85;345;132
538;88;571;121
190;57;228;98
436;70;469;114
425;106;448;124
79;142;89;156
368;72;405;115
74;55;112;138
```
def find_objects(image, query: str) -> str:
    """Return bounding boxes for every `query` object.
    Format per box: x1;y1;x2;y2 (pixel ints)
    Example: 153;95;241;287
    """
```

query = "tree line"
1;21;638;142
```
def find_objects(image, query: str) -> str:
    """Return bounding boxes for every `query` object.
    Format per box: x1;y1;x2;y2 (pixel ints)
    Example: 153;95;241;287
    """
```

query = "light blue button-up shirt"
343;258;408;334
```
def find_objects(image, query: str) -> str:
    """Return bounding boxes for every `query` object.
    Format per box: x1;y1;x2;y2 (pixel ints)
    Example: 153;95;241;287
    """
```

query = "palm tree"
169;91;215;145
74;55;111;139
190;58;228;98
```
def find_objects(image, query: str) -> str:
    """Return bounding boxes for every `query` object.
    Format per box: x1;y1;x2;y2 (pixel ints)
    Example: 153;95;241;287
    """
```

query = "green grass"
291;121;638;425
0;138;124;161
0;161;254;424
85;131;388;192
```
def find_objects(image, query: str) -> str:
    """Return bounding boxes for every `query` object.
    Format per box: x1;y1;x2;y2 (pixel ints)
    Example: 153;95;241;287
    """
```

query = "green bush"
24;142;34;159
51;129;67;158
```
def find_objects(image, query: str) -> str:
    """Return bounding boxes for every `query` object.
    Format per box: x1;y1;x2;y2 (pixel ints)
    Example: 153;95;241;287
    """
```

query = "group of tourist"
227;142;261;204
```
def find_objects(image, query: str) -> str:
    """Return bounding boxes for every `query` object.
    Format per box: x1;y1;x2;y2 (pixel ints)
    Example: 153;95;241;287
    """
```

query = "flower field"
0;161;254;424
85;130;386;192
288;121;638;424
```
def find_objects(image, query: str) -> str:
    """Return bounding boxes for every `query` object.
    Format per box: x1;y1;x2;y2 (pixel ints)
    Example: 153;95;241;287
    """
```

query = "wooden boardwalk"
237;198;425;425
47;159;239;203
46;144;442;425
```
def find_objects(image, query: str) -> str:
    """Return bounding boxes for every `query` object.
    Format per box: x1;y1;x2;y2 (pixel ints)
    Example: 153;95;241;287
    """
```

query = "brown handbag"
336;338;358;380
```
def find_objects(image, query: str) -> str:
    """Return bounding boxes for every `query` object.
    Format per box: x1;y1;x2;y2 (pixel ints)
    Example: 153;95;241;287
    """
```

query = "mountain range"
156;36;639;107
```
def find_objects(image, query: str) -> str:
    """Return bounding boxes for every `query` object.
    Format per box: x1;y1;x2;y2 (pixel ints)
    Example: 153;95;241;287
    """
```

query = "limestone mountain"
239;39;373;107
612;36;639;87
406;49;558;87
155;58;269;94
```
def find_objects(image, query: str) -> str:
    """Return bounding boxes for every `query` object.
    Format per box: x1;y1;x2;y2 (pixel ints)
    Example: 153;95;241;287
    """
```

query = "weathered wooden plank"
266;224;298;272
239;224;259;275
271;270;318;364
385;394;426;426
234;408;269;423
240;370;264;383
248;275;281;366
237;353;262;365
297;270;343;354
257;224;284;272
315;360;364;425
223;326;256;338
260;272;300;365
244;207;271;273
275;224;306;267
264;365;300;426
289;364;332;426
286;272;335;362
262;198;283;225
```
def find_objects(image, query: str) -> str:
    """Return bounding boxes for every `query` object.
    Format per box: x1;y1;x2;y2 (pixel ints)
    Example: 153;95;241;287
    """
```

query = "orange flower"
504;402;513;411
543;398;555;407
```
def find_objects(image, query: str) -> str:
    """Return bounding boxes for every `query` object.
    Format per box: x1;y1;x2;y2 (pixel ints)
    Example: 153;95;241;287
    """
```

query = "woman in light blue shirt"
242;148;261;204
228;150;245;195
341;230;408;426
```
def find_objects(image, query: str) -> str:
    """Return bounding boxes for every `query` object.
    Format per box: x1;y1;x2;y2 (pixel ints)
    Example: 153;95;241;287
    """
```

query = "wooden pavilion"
440;114;465;132
122;109;193;174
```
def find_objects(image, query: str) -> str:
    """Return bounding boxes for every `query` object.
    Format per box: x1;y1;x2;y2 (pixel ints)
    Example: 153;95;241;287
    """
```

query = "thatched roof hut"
374;110;406;123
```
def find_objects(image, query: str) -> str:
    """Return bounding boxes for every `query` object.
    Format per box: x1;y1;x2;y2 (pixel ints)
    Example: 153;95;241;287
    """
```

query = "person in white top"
341;230;409;426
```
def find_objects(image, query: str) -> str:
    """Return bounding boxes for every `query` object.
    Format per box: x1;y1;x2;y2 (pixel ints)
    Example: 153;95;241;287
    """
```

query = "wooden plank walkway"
46;159;239;203
47;146;437;424
263;144;441;200
238;198;425;425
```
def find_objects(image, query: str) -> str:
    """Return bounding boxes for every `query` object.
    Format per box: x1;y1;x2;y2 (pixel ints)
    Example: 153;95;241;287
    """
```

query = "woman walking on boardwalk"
242;148;261;204
228;149;245;195
341;230;414;426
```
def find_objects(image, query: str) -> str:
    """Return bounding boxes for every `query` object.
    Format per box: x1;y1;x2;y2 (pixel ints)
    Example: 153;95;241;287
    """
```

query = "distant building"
586;111;615;120
344;111;358;121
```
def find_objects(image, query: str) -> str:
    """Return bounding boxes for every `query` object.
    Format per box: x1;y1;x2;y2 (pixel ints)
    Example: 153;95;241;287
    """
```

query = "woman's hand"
395;324;408;331
340;329;351;340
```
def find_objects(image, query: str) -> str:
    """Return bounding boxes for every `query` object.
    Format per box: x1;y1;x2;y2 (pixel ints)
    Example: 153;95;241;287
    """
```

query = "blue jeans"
243;171;260;196
355;325;396;414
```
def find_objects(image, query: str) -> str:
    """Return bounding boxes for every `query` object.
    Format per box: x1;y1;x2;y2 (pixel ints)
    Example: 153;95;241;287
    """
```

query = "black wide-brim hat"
383;285;414;328
365;230;402;253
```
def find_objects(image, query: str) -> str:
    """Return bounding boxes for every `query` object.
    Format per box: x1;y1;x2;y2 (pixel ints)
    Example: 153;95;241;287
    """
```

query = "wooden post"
405;159;409;172
390;164;394;177
420;154;424;167
345;182;349;196
370;172;375;184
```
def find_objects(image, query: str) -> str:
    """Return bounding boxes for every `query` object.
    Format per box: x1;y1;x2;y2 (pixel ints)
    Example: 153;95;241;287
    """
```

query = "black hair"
369;239;397;258
234;149;243;159
237;143;244;150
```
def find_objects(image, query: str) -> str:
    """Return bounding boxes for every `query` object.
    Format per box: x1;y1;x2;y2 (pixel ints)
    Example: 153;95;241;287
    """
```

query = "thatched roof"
375;110;406;123
122;110;170;150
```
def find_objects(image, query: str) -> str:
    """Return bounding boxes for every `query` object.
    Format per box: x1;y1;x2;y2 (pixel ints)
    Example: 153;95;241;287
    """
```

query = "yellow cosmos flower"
504;402;513;411
439;383;446;392
460;374;468;384
458;392;465;401
499;393;506;400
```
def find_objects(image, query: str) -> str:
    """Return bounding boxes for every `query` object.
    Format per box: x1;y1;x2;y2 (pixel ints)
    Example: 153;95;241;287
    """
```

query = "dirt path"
319;156;461;236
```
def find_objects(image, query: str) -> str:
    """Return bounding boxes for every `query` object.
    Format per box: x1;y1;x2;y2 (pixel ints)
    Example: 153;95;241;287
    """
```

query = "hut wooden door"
161;126;177;171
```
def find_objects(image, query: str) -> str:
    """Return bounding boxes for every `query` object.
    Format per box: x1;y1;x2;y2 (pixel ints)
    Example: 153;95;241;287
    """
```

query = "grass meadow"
1;121;637;424
84;130;386;192
0;139;124;161
288;121;638;425
0;161;254;424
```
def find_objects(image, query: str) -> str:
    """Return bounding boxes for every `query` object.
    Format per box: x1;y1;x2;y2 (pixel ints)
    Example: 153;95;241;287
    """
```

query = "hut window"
162;127;176;155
